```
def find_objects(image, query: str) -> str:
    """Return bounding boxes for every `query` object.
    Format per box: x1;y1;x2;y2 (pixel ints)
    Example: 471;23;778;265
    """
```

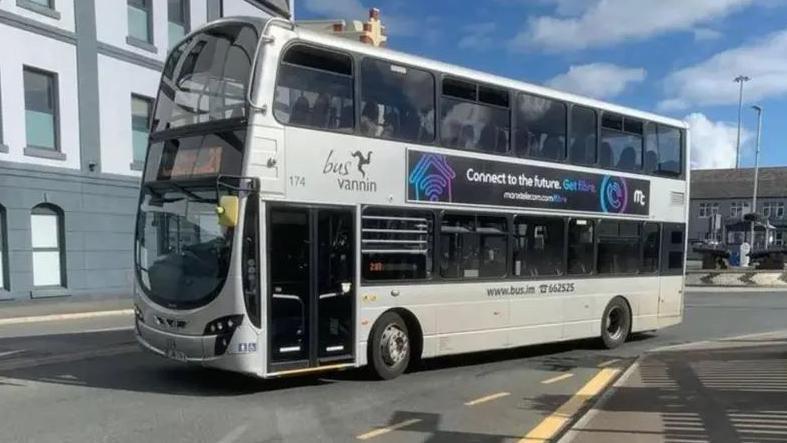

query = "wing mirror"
216;195;239;227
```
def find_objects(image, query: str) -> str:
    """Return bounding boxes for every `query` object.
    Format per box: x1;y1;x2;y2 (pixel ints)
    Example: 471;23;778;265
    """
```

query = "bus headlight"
203;315;244;336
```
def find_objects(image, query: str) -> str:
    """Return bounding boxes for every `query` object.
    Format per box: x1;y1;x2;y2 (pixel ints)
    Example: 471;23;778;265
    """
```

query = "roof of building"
691;167;787;199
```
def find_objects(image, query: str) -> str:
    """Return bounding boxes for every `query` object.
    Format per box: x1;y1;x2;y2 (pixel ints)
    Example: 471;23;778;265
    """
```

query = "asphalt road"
0;289;785;443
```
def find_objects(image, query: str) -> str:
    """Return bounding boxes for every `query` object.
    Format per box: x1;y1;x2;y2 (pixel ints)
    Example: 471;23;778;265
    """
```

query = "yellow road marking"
464;391;511;406
541;373;574;384
0;309;133;326
597;358;621;367
356;418;422;440
519;368;621;443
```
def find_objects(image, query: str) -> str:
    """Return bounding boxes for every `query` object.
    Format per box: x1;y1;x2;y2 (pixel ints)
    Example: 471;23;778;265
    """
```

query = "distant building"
298;8;387;47
0;0;292;302
689;167;787;252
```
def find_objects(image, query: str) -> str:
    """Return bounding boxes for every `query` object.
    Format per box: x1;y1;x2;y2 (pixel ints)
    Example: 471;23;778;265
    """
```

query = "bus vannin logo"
322;149;377;192
409;153;456;202
600;175;628;214
351;150;372;178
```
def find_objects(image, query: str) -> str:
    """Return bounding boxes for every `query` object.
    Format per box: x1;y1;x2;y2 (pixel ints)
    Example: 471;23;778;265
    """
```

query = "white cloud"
302;0;416;36
693;27;722;41
510;0;752;52
458;22;497;51
545;63;646;99
658;29;787;111
686;113;751;170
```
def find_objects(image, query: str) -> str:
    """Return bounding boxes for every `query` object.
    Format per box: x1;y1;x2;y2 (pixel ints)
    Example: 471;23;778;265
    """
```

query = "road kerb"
0;309;134;326
557;357;642;443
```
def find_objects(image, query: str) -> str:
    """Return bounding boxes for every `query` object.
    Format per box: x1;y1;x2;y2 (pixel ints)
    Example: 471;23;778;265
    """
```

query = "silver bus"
133;16;689;379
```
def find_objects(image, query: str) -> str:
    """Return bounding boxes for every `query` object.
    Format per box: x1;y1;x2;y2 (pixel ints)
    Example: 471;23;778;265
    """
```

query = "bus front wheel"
600;297;631;349
368;311;411;380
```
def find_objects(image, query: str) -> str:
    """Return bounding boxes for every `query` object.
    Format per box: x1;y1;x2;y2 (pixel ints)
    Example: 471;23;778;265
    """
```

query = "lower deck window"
362;209;433;280
597;220;640;274
568;219;594;275
440;214;507;279
513;216;564;276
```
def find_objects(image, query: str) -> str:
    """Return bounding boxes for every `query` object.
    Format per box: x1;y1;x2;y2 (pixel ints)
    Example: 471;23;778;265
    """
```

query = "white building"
0;0;292;301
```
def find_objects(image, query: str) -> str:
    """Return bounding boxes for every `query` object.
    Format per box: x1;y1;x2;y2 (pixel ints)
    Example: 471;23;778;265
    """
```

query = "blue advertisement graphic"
406;149;650;216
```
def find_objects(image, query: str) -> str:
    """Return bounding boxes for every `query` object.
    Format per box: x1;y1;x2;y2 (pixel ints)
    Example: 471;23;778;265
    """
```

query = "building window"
0;205;7;291
128;0;153;44
168;0;189;49
131;95;153;165
763;202;784;219
775;232;784;247
31;204;65;287
0;69;4;147
360;58;435;144
23;67;59;151
698;202;718;218
730;201;751;218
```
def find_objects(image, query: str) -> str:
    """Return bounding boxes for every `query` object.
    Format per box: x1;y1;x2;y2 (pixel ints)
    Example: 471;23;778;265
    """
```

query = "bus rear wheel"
600;297;631;349
369;312;410;380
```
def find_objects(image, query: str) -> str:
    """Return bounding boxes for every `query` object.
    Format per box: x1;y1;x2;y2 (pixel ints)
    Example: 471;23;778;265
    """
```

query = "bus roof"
281;23;687;130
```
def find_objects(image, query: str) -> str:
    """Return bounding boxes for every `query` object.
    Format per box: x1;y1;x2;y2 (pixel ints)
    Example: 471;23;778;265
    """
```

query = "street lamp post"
750;105;763;249
734;75;750;169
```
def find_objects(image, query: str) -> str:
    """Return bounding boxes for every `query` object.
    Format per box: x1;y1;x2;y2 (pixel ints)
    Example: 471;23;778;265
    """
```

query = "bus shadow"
0;331;657;397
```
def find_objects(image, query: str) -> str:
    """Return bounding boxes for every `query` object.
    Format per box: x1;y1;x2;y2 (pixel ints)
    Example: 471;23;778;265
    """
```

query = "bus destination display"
407;149;650;215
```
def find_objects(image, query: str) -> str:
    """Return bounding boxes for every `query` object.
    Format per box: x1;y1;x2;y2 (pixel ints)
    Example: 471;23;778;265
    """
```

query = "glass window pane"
440;98;509;153
28;0;53;7
0;211;4;289
644;122;658;173
600;129;642;171
169;22;186;49
154;24;259;131
570;106;596;165
568;219;594;275
443;78;476;101
25;110;56;149
24;69;54;113
31;213;59;248
360;59;435;143
33;251;61;287
513;216;564;277
273;46;354;131
168;0;186;24
597;221;640;274
658;125;682;175
641;223;660;273
515;93;566;161
362;209;433;280
128;4;151;42
132;97;151;163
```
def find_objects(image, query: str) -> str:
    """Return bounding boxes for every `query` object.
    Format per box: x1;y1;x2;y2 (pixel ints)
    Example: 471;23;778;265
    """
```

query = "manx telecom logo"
408;153;456;202
600;175;628;214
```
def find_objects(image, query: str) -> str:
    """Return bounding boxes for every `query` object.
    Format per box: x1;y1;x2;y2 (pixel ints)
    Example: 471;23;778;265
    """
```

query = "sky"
297;0;787;170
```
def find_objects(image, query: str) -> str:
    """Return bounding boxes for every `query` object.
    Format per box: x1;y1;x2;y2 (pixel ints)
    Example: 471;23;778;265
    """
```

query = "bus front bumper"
135;320;218;363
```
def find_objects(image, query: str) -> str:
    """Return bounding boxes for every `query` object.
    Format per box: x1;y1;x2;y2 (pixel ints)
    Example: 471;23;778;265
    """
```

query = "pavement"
0;289;785;442
561;330;787;443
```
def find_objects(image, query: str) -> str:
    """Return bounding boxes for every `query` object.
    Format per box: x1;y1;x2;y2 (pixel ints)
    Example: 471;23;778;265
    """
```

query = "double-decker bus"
133;16;689;379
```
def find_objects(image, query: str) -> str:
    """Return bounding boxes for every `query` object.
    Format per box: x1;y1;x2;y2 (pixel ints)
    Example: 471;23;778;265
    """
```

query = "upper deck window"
515;93;567;162
600;113;643;172
273;45;354;132
645;122;682;176
360;58;435;144
152;23;258;133
569;105;597;165
440;78;510;154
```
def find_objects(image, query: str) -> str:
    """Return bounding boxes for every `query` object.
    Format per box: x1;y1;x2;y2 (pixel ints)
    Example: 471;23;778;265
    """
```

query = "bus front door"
268;207;355;373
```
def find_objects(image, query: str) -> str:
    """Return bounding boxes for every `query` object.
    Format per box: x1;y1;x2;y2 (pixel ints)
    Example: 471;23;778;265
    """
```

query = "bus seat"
290;96;311;125
542;135;563;160
617;147;637;170
311;94;330;128
599;142;613;167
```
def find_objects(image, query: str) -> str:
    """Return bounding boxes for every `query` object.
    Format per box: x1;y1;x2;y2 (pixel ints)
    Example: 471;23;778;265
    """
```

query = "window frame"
514;91;568;163
359;56;437;145
127;0;154;45
168;0;191;48
0;204;8;291
599;112;645;173
30;204;66;288
22;66;60;152
511;214;566;278
567;217;596;276
130;93;154;168
596;219;642;276
272;42;356;135
568;104;598;166
438;74;512;155
438;211;509;281
641;222;661;274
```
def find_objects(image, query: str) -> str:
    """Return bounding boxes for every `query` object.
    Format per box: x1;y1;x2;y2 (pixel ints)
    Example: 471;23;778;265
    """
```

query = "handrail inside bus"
247;17;296;111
